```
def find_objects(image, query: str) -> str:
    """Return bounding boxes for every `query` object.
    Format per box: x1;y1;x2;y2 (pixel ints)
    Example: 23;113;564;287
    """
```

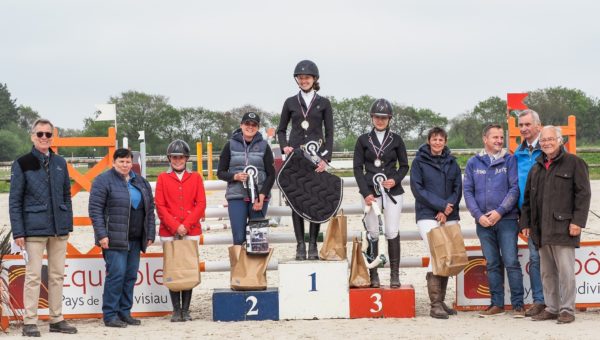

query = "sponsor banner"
457;242;600;309
3;254;170;318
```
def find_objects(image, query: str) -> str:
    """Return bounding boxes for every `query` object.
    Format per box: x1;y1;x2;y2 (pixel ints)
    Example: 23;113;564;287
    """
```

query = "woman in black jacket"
410;127;462;319
89;148;156;328
276;60;334;260
353;98;409;288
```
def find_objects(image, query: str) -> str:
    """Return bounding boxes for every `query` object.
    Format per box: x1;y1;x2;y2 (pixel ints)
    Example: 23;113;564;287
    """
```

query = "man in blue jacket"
514;109;545;317
9;118;78;337
464;124;524;318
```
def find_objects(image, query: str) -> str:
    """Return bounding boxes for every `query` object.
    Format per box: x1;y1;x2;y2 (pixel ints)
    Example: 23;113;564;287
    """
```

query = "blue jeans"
102;240;141;322
476;219;524;308
528;239;545;304
228;199;269;245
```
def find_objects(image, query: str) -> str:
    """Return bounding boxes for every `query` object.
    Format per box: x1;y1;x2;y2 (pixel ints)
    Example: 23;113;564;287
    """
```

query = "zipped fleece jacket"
514;141;543;209
463;149;520;222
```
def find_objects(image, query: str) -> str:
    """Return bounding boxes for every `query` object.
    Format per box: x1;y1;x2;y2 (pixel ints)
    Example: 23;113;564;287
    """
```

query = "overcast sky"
2;0;599;130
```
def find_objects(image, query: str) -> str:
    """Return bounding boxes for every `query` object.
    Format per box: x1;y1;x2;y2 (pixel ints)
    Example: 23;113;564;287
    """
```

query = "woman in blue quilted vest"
217;112;276;245
276;59;334;260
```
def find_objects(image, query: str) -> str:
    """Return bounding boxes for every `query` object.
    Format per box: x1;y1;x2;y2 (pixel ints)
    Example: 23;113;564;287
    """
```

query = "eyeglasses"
35;131;53;138
243;122;259;128
540;137;559;144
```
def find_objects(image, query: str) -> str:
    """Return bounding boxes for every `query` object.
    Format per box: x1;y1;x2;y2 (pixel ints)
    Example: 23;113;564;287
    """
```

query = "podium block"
279;260;349;319
381;285;415;318
349;288;384;318
212;288;279;321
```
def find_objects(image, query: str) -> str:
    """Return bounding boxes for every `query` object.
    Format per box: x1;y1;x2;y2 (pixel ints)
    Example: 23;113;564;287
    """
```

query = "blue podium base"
212;288;279;321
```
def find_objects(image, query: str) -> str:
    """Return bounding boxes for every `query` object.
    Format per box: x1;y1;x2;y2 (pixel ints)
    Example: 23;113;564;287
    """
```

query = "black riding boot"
181;289;193;321
368;239;380;288
307;223;320;260
292;212;306;260
169;290;182;322
388;235;401;288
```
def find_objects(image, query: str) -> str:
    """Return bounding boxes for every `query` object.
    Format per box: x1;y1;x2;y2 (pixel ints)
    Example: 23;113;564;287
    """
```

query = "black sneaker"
104;318;128;328
49;320;78;334
119;315;141;326
22;324;41;337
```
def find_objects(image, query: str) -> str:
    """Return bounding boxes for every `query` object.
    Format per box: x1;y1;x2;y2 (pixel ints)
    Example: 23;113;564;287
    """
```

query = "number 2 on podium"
309;272;317;292
246;296;259;316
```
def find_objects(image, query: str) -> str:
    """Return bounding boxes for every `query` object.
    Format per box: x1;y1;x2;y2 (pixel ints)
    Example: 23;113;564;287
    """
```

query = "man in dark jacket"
463;124;525;318
9;118;78;336
514;109;545;317
520;126;591;324
89;148;156;328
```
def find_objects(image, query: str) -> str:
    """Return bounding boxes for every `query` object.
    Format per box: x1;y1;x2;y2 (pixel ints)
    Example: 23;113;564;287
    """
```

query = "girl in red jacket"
155;139;206;322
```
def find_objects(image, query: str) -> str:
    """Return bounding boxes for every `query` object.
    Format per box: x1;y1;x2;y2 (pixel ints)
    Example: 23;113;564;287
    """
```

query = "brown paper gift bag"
162;239;201;291
427;223;469;276
349;237;371;288
319;211;348;261
229;245;273;291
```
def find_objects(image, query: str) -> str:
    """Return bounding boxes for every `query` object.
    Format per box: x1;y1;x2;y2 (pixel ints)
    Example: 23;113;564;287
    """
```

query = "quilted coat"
9;147;73;238
410;143;462;222
89;168;155;251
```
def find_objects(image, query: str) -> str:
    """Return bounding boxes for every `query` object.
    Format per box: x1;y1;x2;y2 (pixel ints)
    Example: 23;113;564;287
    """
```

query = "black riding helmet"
370;98;393;118
167;139;191;157
293;60;319;79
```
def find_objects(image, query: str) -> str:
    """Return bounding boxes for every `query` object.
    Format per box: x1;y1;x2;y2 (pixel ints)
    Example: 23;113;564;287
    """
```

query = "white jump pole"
199;257;431;272
152;229;478;246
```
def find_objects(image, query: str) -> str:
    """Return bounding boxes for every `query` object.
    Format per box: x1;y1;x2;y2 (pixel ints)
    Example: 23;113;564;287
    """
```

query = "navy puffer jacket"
410;144;462;222
9;147;73;238
89;168;155;252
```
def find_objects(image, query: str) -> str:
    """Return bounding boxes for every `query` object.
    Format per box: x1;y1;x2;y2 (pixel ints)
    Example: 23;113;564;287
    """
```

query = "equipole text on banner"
2;255;171;318
456;242;600;309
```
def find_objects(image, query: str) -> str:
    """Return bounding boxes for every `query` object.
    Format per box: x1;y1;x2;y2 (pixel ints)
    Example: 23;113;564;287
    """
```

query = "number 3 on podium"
370;293;382;313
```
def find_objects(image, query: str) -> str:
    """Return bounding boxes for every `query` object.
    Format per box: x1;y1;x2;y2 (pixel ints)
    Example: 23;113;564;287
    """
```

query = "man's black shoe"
104;319;128;328
22;324;41;337
49;320;78;334
119;315;141;326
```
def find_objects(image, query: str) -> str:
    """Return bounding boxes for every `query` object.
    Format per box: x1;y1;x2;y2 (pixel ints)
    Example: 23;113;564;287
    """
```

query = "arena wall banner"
456;241;600;310
2;253;171;319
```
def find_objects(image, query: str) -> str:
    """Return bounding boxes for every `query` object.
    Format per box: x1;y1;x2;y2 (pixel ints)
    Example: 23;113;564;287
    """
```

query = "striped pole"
207;138;213;180
196;141;203;177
